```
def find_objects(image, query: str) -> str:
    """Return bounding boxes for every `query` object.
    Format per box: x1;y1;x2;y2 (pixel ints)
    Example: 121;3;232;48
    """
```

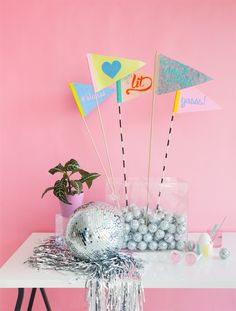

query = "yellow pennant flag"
87;53;146;92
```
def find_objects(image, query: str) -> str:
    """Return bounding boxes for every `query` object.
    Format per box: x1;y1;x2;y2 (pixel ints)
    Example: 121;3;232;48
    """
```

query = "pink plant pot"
59;193;84;218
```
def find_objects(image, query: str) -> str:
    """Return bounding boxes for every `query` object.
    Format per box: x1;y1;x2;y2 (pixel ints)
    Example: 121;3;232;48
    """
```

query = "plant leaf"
49;163;65;175
80;173;100;188
70;180;82;194
41;186;54;198
70;168;88;176
53;179;70;204
65;159;80;172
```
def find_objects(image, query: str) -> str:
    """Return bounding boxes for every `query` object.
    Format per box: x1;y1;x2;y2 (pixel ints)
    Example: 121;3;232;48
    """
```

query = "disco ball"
65;201;125;260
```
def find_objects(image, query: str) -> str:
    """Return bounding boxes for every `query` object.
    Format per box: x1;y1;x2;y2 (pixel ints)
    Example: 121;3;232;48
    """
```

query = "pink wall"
0;0;236;310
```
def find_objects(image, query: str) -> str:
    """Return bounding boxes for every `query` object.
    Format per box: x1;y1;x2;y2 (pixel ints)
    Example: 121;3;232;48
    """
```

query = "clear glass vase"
106;177;188;252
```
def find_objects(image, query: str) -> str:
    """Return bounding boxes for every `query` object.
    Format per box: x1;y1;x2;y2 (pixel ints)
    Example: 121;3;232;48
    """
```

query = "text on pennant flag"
173;87;220;113
87;53;146;92
69;83;115;117
116;72;153;103
157;54;213;95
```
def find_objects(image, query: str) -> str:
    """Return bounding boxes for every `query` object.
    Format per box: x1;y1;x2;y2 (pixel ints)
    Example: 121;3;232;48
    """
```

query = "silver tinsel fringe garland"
26;236;144;311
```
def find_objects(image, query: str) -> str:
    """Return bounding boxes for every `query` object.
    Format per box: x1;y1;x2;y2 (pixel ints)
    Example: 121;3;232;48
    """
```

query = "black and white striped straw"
118;105;129;207
156;112;175;211
156;90;181;211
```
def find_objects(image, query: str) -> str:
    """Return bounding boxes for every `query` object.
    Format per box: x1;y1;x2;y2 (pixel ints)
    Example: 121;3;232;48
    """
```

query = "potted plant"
42;159;100;217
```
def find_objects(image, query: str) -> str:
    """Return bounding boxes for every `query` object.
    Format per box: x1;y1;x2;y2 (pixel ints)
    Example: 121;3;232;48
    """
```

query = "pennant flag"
157;54;212;95
173;87;220;113
116;72;153;103
69;83;115;117
87;53;146;92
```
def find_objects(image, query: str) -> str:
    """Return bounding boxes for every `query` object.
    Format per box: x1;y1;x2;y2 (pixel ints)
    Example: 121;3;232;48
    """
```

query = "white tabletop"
0;232;235;288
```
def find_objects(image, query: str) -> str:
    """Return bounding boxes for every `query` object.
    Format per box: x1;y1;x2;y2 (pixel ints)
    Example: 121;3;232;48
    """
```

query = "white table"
0;232;235;310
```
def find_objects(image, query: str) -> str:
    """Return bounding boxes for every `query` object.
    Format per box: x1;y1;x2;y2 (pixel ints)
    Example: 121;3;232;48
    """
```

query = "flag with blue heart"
87;53;146;92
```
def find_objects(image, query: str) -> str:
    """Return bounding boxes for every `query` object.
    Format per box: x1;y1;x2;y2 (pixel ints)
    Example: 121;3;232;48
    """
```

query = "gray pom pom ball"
219;248;230;260
158;240;168;250
138;241;147;251
133;232;142;243
155;229;165;241
143;233;153;243
139;224;148;235
148;223;158;233
148;241;158;251
127;240;137;251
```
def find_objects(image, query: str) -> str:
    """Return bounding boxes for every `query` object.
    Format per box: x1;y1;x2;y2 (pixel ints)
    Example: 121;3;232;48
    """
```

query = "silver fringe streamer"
26;236;144;311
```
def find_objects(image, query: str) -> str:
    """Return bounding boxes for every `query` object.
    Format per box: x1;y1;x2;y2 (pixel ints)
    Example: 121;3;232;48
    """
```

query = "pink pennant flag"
174;87;220;113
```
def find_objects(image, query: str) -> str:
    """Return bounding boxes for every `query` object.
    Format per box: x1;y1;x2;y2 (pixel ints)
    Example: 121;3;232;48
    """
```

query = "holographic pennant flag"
69;83;115;117
116;72;153;104
87;53;146;92
157;54;212;95
173;87;220;113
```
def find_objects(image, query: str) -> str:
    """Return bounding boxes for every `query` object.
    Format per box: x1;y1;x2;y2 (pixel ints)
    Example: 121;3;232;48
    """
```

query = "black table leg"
27;288;37;311
40;288;52;311
14;288;24;311
14;288;52;311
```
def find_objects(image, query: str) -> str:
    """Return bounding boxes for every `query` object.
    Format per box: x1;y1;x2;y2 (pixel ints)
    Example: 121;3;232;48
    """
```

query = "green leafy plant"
42;159;100;204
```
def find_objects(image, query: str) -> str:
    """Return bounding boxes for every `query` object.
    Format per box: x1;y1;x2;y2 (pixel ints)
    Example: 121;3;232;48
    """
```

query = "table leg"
14;288;24;311
40;288;52;311
27;288;37;311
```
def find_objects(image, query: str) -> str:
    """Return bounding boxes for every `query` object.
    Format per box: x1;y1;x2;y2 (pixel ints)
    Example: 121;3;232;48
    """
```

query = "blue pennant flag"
69;83;115;117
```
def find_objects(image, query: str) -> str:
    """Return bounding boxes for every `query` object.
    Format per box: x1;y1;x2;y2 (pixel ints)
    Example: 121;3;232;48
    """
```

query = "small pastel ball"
133;232;142;243
138;241;147;251
176;240;185;251
168;240;176;250
160;220;170;231
125;212;133;223
170;250;181;264
168;224;176;234
174;233;183;241
133;209;142;219
186;240;196;252
177;224;186;235
127;240;137;250
148;223;158;233
185;252;198;265
175;215;185;224
158;240;168;250
139;224;148;235
148;241;158;251
139;218;145;225
164;233;174;243
130;219;139;231
155;229;165;241
219;248;230;260
125;223;131;233
143;233;153;243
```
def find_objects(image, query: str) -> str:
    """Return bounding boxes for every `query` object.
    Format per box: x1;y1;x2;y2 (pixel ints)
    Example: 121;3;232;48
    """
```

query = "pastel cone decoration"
173;87;220;113
157;54;213;95
69;83;115;117
87;53;146;92
116;72;153;104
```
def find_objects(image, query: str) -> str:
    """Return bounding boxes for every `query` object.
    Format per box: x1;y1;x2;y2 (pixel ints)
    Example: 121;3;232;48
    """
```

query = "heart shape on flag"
102;60;121;78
